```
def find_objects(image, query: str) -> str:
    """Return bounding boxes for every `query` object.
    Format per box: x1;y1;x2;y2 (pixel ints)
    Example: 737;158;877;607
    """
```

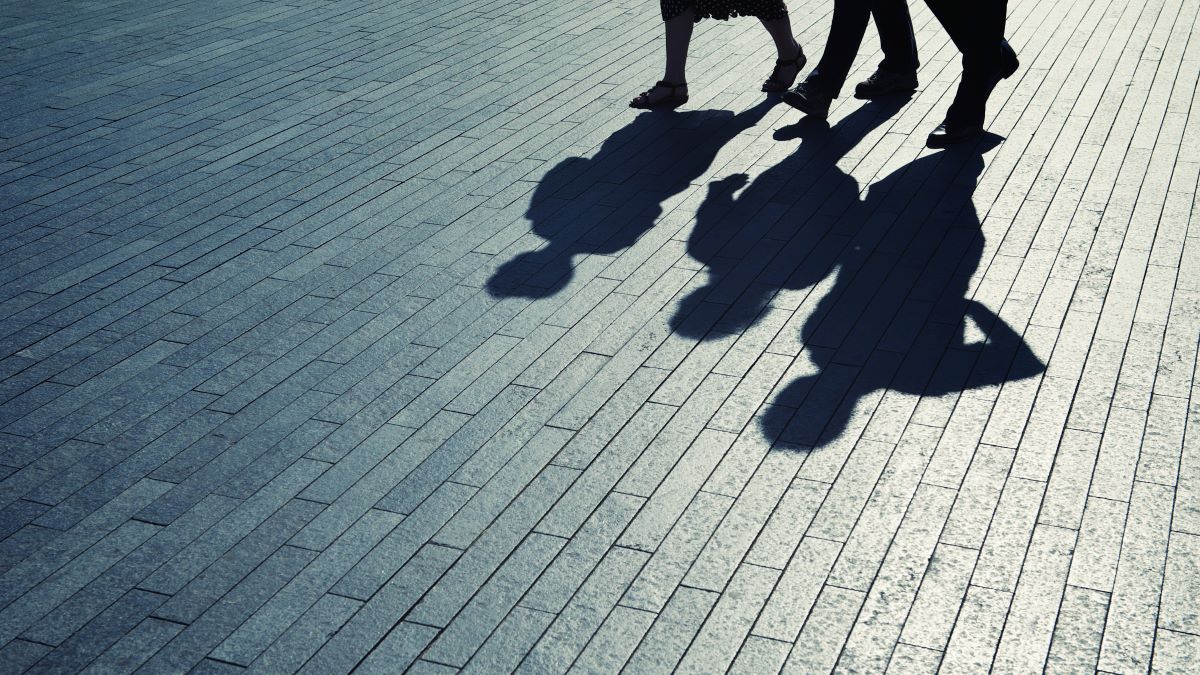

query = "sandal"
762;50;806;93
630;80;688;109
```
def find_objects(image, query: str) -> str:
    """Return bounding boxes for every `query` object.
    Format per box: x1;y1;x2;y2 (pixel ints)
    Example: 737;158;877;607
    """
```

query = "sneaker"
853;69;918;100
782;80;833;119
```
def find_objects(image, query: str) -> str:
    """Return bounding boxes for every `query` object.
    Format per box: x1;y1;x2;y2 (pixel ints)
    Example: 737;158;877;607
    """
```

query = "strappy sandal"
762;50;806;93
629;80;688;109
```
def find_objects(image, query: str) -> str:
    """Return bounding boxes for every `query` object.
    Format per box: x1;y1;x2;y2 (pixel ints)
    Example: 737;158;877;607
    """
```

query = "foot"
926;120;983;148
630;80;688;109
763;45;806;93
854;69;918;100
782;80;832;119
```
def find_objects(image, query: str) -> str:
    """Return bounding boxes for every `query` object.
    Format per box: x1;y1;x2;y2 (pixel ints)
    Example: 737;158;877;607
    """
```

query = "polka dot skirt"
660;0;788;22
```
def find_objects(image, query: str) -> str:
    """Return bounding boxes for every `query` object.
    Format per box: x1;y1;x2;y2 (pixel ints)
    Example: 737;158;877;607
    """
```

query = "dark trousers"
807;0;918;98
924;0;1006;77
924;0;1009;123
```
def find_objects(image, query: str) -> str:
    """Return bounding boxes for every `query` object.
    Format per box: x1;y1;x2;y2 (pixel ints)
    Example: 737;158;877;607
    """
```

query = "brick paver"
0;0;1196;672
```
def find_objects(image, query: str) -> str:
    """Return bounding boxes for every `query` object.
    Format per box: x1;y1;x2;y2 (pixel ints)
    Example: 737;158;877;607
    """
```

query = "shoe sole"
629;95;688;110
925;126;982;149
781;90;828;118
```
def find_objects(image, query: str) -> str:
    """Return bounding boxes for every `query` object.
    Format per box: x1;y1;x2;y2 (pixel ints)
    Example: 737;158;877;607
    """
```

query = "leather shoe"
782;81;832;119
998;39;1019;80
929;40;1018;148
926;120;983;148
976;40;1019;108
854;69;918;100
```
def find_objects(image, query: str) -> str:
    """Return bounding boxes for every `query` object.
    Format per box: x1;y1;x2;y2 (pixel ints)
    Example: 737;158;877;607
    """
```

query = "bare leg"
760;15;803;89
632;8;694;106
663;8;695;83
760;15;801;61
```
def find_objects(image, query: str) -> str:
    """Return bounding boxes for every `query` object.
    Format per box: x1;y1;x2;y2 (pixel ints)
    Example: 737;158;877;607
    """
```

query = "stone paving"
0;0;1197;671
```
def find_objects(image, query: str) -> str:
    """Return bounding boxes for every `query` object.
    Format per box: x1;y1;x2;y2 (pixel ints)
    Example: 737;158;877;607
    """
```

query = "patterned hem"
691;9;788;21
661;1;789;22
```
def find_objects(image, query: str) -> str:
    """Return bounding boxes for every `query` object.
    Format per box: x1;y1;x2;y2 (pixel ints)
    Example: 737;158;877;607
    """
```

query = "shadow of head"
485;100;778;299
668;97;913;339
757;131;1043;447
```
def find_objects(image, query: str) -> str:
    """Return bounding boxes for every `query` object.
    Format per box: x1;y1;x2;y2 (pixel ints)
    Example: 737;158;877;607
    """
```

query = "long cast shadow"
486;99;777;298
674;106;1044;447
671;101;905;338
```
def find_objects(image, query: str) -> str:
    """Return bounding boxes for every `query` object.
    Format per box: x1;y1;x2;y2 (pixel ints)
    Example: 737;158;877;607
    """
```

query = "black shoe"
999;39;1019;80
782;81;832;119
854;69;918;100
930;40;1018;147
926;120;983;148
976;39;1019;106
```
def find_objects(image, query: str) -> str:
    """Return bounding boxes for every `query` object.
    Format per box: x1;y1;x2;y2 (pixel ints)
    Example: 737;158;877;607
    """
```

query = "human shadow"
675;108;1045;447
671;100;907;338
486;99;777;298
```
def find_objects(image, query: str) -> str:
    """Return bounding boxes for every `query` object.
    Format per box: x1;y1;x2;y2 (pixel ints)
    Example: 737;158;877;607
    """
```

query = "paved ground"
0;0;1197;672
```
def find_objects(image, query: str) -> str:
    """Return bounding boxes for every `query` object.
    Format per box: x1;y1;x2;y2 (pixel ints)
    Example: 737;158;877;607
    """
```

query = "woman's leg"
632;7;694;106
760;14;801;61
759;14;803;89
663;7;696;83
